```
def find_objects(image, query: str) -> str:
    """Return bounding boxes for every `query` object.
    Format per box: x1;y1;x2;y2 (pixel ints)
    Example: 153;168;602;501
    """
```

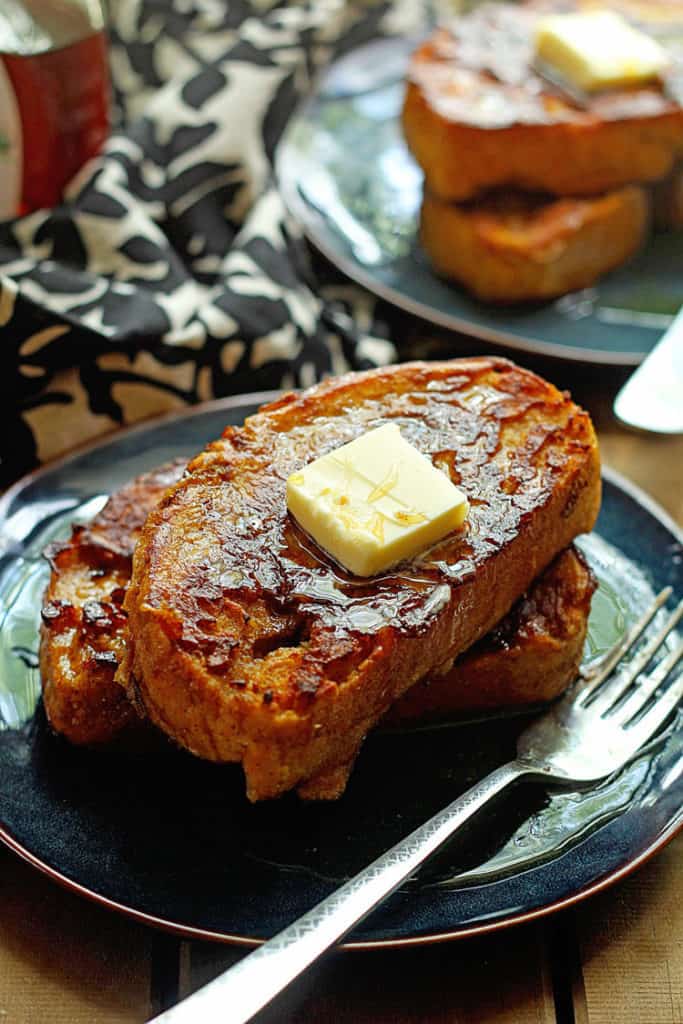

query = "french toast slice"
121;358;601;801
402;3;683;203
385;545;595;723
39;461;186;746
40;468;594;778
420;186;649;302
300;544;595;800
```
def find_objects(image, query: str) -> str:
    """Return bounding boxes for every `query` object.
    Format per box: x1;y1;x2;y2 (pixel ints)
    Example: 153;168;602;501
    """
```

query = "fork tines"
581;589;683;728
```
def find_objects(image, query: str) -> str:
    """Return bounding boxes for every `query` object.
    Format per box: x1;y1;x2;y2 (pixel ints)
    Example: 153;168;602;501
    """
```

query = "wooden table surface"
1;357;682;1024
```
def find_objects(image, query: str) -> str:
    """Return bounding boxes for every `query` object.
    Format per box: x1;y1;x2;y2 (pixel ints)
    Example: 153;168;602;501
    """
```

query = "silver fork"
152;588;683;1024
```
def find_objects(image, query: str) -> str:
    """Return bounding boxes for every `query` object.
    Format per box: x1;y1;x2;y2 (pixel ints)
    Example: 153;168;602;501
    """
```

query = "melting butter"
286;424;469;577
536;10;669;92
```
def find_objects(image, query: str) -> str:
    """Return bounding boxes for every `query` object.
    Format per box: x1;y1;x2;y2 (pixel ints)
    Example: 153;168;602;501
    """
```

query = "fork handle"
151;759;529;1024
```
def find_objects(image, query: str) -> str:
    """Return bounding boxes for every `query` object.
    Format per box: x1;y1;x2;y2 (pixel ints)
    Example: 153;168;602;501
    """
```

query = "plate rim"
1;807;681;950
1;395;682;949
275;35;666;369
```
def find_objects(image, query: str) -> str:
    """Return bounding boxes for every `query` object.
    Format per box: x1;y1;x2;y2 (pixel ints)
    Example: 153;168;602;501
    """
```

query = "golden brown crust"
420;186;650;302
386;545;595;722
402;5;683;202
41;468;594;793
122;359;601;801
39;460;186;746
299;544;595;799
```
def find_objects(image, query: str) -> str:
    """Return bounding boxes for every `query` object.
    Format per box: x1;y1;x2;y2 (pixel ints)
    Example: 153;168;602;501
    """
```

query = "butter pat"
536;10;669;92
286;424;469;577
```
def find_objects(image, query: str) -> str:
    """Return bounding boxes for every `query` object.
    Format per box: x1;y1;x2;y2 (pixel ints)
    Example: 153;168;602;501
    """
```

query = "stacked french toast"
41;359;601;801
402;1;683;302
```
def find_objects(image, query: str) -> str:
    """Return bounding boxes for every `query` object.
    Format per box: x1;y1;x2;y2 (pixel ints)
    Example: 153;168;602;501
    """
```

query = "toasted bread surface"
403;4;683;202
122;359;601;801
385;545;595;722
41;473;593;790
40;460;186;746
300;543;595;800
420;186;649;302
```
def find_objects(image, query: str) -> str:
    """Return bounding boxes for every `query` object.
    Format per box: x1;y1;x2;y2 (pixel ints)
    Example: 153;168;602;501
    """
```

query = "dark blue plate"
1;394;682;947
276;36;683;367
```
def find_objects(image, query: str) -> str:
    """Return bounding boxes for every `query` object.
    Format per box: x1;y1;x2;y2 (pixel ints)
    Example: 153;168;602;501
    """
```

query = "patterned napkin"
0;0;427;487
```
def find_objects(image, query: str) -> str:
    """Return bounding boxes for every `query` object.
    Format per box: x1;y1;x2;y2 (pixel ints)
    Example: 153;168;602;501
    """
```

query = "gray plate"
277;35;683;366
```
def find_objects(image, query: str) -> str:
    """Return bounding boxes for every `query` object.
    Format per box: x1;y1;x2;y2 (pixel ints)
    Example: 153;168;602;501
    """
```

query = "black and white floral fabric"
0;0;428;487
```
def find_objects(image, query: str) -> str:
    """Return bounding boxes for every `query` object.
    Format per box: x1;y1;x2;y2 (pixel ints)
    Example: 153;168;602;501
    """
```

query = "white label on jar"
0;59;22;220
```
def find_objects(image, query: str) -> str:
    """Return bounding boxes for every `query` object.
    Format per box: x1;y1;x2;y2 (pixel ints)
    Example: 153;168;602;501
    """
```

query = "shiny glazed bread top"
407;3;683;130
122;358;601;799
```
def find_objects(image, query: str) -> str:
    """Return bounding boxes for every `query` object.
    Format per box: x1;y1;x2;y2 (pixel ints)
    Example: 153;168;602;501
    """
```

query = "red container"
0;0;110;218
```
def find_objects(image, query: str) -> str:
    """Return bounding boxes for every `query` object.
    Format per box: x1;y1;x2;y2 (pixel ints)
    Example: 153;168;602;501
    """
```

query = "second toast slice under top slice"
419;185;650;302
121;358;601;800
